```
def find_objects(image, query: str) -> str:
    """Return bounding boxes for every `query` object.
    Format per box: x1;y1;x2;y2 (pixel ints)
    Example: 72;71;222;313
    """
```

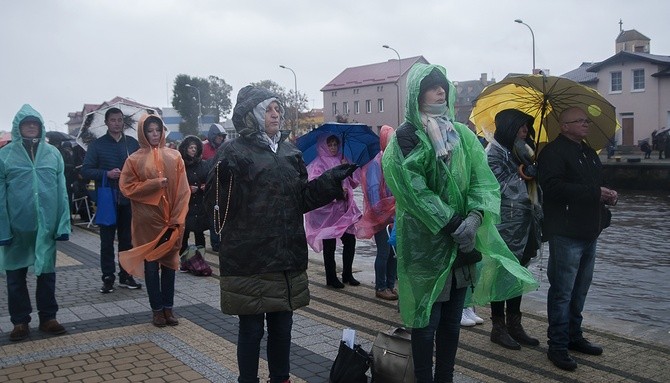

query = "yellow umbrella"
470;75;619;154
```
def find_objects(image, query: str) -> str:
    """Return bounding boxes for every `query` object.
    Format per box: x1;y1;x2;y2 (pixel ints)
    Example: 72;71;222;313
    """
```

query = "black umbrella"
45;131;77;146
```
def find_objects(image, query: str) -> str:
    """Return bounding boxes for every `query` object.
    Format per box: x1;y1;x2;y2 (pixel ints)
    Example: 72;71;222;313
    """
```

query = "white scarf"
421;102;459;163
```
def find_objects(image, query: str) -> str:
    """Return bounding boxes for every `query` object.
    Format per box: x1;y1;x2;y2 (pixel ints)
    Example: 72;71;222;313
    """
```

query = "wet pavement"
0;221;668;382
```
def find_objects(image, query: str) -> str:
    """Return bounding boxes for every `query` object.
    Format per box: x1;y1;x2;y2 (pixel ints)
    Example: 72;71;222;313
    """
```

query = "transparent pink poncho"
304;136;362;252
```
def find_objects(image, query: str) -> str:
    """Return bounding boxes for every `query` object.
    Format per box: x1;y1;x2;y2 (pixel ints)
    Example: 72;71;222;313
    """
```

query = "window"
632;69;645;91
354;101;360;114
353;89;359;94
377;86;384;92
611;71;622;92
332;103;337;116
331;91;337;97
366;100;372;114
343;102;349;115
378;98;384;112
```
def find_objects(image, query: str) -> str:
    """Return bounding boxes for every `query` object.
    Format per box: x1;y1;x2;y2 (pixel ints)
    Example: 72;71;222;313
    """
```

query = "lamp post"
383;44;402;127
514;19;536;74
279;65;299;133
184;83;202;132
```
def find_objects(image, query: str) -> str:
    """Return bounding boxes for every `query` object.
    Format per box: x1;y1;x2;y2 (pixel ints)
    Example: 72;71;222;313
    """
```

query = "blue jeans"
374;229;397;291
144;261;175;311
99;203;132;281
5;268;58;325
411;277;466;383
546;235;597;350
237;311;292;383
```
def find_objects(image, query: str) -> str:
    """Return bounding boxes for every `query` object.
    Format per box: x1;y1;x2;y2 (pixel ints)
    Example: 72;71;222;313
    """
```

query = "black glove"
522;163;537;179
513;139;533;166
329;163;358;182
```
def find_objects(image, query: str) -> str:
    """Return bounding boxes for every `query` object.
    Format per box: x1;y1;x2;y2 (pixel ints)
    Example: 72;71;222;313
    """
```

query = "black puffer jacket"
205;86;344;315
178;136;209;233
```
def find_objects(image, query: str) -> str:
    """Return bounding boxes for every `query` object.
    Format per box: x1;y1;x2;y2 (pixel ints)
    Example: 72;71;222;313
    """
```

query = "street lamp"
279;65;298;133
383;45;402;127
184;83;202;132
514;19;536;73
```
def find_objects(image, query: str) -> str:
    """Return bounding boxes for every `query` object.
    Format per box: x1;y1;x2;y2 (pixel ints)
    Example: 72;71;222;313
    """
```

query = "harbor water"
352;189;670;335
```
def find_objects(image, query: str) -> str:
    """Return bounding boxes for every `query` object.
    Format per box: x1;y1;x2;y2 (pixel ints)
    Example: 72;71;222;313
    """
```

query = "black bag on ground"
329;340;370;383
371;327;414;383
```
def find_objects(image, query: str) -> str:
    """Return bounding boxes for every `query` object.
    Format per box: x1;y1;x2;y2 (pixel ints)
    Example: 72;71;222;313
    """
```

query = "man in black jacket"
538;106;618;371
81;107;142;294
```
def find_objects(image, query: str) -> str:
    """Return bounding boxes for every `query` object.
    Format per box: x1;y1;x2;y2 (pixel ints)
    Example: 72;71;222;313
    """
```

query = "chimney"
480;73;487;85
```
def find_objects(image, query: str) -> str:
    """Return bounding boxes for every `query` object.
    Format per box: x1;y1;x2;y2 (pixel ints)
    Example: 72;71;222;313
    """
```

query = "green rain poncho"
382;64;538;328
0;104;71;275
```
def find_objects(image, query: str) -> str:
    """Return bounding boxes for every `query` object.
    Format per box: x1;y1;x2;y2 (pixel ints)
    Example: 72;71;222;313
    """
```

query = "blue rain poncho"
0;104;71;275
382;64;538;328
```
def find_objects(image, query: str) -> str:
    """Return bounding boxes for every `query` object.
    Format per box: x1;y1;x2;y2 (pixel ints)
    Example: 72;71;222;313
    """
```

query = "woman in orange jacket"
119;114;190;327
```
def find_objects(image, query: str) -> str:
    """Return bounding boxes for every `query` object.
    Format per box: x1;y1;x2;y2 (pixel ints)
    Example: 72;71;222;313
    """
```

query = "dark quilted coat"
205;86;344;315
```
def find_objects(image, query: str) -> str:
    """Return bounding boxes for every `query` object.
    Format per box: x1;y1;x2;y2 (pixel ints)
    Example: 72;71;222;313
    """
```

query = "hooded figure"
178;136;209;253
382;63;538;382
202;123;227;160
383;65;538;327
0;104;71;274
205;85;355;383
0;104;71;341
486;108;544;350
119;115;190;277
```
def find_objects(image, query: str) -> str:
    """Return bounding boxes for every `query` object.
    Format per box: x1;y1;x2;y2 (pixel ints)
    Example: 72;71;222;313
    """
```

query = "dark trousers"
144;261;175;311
374;229;397;291
180;229;206;254
322;232;356;282
237;311;293;383
99;203;132;282
411;277;467;383
6;268;58;325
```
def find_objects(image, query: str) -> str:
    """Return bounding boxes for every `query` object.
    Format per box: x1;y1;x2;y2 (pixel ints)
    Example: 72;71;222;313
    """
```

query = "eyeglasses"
563;118;592;125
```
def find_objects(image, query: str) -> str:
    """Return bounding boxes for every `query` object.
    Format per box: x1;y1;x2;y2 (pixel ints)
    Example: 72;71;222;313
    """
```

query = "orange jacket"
119;114;190;277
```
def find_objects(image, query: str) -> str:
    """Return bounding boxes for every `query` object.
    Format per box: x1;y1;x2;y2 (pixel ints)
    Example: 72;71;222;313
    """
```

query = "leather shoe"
375;289;398;300
9;323;30;341
547;349;577;371
39;319;66;336
342;275;360;286
568;337;603;355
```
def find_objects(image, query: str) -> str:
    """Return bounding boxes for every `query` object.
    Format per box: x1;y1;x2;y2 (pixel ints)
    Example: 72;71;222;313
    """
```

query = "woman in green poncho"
381;64;537;383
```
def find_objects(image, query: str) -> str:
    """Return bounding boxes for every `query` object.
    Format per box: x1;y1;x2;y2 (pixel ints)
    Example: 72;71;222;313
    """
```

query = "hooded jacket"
303;135;362;251
178;136;209;233
119;115;190;277
382;64;538;327
205;85;345;315
202;123;226;160
355;125;396;239
486;109;542;263
0;104;71;274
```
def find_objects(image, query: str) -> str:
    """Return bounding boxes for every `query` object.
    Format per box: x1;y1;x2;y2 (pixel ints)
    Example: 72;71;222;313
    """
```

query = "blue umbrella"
296;123;381;166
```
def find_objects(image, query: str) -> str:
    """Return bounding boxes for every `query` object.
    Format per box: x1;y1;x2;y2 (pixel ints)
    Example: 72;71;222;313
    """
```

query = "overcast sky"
2;0;669;133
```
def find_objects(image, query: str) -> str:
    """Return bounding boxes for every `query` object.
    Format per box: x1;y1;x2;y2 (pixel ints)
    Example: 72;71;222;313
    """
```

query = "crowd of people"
1;61;618;381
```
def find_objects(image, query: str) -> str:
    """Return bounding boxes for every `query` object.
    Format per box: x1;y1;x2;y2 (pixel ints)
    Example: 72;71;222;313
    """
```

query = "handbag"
94;172;117;226
371;327;415;383
180;245;212;276
329;340;370;383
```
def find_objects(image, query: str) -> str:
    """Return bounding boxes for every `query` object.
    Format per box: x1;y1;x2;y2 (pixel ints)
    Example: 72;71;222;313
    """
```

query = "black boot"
490;316;521;350
507;312;539;346
323;241;344;288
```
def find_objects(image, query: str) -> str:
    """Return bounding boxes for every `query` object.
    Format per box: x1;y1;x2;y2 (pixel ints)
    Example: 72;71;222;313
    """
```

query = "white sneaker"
464;307;484;324
460;309;476;327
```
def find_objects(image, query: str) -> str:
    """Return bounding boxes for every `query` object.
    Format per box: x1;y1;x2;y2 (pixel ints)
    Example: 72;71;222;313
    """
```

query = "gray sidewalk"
0;225;667;382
